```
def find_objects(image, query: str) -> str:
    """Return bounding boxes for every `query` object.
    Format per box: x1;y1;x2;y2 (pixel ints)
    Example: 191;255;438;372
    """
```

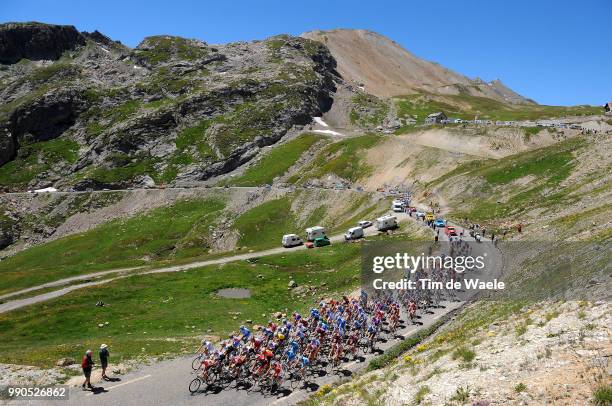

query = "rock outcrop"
0;22;85;64
10;88;86;144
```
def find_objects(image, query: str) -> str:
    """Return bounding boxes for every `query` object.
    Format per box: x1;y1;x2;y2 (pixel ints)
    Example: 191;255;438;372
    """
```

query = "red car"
408;207;417;213
444;226;457;237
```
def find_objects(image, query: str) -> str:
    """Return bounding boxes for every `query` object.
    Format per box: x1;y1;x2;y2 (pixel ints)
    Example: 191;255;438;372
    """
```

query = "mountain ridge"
0;22;338;191
301;28;534;104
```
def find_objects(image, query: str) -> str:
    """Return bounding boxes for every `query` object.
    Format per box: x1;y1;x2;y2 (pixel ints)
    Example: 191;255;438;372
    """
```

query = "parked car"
358;220;372;229
425;213;435;222
313;236;331;247
282;234;303;248
344;226;364;241
444;225;457;236
415;211;425;219
433;219;446;228
408;206;417;213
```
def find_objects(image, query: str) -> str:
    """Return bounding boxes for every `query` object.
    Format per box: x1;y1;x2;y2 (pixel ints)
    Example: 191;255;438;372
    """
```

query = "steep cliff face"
0;22;86;64
0;23;339;191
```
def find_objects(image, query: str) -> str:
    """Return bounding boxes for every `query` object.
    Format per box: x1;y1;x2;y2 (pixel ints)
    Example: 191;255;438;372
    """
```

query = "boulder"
140;175;156;188
56;357;76;367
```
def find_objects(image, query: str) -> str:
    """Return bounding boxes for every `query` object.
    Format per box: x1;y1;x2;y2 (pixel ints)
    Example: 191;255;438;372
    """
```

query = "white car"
358;220;373;229
415;211;425;218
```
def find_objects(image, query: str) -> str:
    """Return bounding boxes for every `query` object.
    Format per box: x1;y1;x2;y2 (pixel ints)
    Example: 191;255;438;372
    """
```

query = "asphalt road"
61;301;465;406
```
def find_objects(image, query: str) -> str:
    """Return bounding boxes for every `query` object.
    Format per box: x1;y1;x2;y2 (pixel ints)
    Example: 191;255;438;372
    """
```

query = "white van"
376;215;398;231
282;234;303;248
392;201;404;213
344;226;364;241
305;226;326;241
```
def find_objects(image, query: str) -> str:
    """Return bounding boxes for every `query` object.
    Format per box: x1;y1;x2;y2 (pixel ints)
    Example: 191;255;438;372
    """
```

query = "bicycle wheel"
189;377;202;394
290;372;303;390
191;356;201;371
254;375;267;392
246;375;258;393
271;378;282;394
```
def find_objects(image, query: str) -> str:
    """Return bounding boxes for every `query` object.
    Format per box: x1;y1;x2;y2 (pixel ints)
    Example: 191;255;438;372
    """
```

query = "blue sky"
3;0;610;106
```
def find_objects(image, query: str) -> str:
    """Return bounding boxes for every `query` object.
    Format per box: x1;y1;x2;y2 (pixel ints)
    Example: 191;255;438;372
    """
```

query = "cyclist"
197;340;215;356
306;338;320;362
269;359;283;386
251;336;264;352
239;325;251;342
199;357;216;380
267;320;278;332
297;354;310;377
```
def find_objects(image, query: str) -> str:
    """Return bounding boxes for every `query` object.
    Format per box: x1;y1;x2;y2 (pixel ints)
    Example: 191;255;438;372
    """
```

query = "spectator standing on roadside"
81;350;94;390
99;344;110;380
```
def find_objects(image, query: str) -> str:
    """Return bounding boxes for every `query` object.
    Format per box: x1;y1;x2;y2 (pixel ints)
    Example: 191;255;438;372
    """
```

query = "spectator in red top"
81;350;94;390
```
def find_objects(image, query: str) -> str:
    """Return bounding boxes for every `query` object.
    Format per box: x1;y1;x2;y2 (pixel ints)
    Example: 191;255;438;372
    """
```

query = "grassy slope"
233;192;389;250
395;92;602;124
233;196;299;249
0;199;225;295
289;134;382;183
0;139;79;187
221;133;323;186
428;137;587;224
0;243;364;366
350;93;389;128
